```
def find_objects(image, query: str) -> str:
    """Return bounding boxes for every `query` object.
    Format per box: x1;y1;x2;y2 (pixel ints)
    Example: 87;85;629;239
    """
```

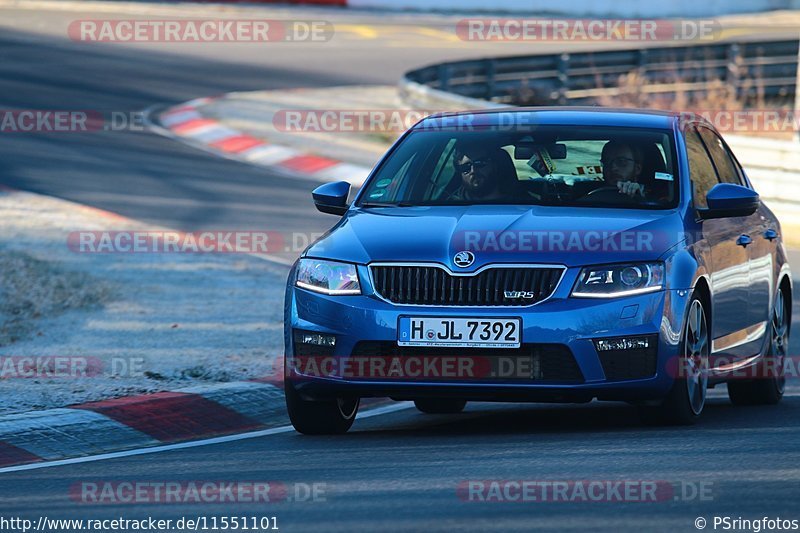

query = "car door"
697;126;771;352
685;127;752;364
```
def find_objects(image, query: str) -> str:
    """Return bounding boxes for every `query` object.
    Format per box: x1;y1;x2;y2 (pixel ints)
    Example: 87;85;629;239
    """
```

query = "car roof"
413;106;693;131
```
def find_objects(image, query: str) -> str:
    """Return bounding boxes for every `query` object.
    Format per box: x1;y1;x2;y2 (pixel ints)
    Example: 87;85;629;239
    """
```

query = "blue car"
284;108;792;434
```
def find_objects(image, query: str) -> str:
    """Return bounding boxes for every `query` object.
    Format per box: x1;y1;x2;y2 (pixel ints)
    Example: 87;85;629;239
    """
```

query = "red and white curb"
150;97;372;187
0;378;287;469
0;373;402;471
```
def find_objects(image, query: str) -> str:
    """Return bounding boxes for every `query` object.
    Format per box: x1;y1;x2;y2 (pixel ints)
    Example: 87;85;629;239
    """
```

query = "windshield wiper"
359;202;414;208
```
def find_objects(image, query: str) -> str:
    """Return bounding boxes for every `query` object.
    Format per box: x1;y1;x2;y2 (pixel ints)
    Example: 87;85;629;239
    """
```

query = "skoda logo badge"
453;251;475;268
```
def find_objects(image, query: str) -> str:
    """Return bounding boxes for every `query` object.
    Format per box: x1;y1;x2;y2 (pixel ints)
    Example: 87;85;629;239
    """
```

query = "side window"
365;153;415;203
685;128;719;209
697;127;742;185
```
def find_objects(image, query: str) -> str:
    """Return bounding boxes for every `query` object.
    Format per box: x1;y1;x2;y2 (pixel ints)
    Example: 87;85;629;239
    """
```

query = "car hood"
305;205;684;269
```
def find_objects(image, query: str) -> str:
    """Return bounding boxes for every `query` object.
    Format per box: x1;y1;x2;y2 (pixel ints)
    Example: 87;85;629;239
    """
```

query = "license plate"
398;317;521;348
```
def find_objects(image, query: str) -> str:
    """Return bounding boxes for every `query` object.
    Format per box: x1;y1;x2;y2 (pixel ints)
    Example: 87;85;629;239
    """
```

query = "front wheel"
640;296;709;425
285;380;359;435
414;399;467;414
728;288;789;406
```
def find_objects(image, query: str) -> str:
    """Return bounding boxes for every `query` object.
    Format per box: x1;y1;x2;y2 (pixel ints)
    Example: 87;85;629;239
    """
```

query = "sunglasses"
455;158;490;174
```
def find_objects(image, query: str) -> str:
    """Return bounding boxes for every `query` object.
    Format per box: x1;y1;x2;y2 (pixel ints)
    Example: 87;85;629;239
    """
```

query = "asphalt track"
0;4;570;236
0;4;799;532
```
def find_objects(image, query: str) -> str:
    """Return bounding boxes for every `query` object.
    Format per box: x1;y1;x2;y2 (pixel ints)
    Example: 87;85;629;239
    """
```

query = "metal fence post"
726;43;741;101
485;59;496;101
557;53;569;105
437;63;450;93
795;37;799;142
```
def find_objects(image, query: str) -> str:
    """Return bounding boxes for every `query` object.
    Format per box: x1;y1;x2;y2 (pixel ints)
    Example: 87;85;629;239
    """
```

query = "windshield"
358;125;678;209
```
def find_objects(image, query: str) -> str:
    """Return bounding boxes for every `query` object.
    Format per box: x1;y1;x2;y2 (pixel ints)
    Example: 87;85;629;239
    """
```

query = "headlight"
571;262;664;298
296;258;361;295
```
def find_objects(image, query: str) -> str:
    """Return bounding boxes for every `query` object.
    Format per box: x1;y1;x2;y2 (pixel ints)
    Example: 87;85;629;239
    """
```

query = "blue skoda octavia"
284;108;791;434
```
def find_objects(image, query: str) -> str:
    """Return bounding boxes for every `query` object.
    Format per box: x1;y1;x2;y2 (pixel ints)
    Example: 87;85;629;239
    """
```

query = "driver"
600;141;646;198
447;141;507;201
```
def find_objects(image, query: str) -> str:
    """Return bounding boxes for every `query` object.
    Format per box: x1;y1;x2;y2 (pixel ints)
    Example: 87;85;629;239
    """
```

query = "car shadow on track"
340;393;799;440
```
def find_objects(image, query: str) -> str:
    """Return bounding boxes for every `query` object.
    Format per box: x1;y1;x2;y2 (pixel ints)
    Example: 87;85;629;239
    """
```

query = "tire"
640;296;709;425
285;379;359;435
414;399;467;414
728;288;789;406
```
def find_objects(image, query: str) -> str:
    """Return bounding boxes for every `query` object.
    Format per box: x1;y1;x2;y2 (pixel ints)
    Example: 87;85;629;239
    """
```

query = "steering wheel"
577;186;636;204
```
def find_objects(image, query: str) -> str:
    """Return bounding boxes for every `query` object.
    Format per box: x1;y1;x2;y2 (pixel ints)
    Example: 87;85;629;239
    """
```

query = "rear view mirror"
312;181;350;216
698;183;759;219
514;143;567;160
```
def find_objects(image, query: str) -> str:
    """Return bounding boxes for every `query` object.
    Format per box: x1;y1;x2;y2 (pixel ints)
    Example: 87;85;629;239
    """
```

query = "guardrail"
405;39;799;107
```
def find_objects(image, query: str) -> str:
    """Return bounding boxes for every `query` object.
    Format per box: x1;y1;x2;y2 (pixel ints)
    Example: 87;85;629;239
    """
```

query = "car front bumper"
285;265;692;403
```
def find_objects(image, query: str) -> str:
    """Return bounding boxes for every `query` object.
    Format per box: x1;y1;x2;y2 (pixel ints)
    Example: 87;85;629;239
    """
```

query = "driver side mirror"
312;181;351;216
697;183;759;219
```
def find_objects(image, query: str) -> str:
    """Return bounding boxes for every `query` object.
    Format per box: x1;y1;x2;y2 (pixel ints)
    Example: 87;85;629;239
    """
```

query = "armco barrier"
92;0;800;15
404;39;799;107
348;0;800;18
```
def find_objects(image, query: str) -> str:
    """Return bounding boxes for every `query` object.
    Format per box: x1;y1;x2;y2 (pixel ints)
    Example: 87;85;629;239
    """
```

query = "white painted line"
0;402;413;474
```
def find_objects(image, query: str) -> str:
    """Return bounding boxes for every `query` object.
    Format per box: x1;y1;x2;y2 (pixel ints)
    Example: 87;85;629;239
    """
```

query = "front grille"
351;342;584;383
370;265;563;306
597;339;658;381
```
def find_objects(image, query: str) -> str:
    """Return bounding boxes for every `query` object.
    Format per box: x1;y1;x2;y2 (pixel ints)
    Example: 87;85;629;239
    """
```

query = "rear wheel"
640;296;709;425
414;399;467;414
285;380;359;435
728;288;788;406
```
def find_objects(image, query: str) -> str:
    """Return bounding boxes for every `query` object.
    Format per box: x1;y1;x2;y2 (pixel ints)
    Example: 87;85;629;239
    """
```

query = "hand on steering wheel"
616;180;645;197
